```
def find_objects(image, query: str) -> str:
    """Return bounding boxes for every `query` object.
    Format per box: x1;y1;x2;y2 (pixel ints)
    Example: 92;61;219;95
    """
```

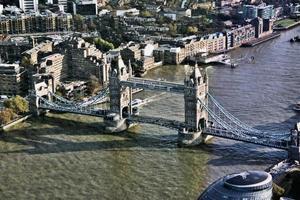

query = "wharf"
242;32;281;47
274;20;300;31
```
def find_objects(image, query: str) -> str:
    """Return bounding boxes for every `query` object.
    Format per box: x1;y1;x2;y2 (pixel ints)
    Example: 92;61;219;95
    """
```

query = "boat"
290;36;300;43
293;102;300;112
231;63;238;68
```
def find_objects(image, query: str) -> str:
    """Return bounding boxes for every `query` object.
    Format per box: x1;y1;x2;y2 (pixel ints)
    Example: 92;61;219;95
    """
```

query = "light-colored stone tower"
178;64;209;146
105;56;132;133
184;64;208;132
109;55;132;118
29;74;54;116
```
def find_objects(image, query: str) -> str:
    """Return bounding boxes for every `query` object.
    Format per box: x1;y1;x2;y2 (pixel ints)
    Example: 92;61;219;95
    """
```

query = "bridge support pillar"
29;94;44;116
288;123;300;161
180;64;212;146
288;146;300;161
178;128;213;147
104;113;128;133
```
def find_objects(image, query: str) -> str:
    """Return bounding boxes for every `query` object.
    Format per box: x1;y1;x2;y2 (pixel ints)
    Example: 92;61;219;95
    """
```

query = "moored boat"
293;102;300;112
290;36;300;43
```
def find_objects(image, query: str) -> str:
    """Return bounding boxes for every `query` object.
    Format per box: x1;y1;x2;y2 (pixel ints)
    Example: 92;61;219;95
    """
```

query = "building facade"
0;63;26;95
19;0;39;12
243;4;274;19
226;24;255;49
0;12;73;34
38;53;66;87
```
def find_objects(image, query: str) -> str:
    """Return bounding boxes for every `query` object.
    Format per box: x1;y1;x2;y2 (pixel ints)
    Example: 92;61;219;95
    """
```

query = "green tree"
86;75;100;95
168;23;177;36
73;14;85;32
21;56;31;67
93;38;115;52
4;96;29;114
140;10;152;17
187;26;198;34
0;108;15;125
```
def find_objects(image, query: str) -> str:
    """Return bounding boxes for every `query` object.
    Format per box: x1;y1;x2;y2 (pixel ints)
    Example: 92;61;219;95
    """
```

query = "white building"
116;8;140;17
19;0;39;12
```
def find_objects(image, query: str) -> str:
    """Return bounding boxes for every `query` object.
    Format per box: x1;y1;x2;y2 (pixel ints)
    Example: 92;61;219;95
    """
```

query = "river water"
0;28;299;199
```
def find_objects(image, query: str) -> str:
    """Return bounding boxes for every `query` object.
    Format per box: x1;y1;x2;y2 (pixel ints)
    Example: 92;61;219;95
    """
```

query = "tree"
140;10;152;18
168;23;177;36
187;26;198;34
4;96;29;114
93;38;115;52
0;108;15;125
73;14;85;32
21;56;31;67
86;75;100;95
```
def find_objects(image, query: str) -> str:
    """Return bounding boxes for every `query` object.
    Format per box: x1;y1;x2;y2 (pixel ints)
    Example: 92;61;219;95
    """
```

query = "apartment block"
0;12;73;34
0;63;26;95
226;24;255;49
38;53;66;87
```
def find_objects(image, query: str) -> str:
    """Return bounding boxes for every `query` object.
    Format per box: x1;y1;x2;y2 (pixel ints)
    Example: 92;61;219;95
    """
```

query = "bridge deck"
39;104;108;117
204;127;290;150
121;78;185;94
128;115;185;130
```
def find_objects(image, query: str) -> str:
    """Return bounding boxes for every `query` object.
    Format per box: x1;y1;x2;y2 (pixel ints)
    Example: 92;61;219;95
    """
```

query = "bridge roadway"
127;115;186;130
39;101;108;117
204;127;290;150
121;78;185;94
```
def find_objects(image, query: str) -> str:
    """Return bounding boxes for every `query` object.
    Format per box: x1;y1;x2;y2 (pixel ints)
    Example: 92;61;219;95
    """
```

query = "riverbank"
0;114;32;132
274;18;300;31
268;160;300;199
242;32;281;47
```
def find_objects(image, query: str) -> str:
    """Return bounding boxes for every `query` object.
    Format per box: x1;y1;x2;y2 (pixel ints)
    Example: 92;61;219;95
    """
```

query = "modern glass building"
198;171;273;200
243;4;274;19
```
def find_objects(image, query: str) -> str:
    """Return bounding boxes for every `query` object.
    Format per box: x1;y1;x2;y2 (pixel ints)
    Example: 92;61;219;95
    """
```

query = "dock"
189;53;237;67
242;32;281;47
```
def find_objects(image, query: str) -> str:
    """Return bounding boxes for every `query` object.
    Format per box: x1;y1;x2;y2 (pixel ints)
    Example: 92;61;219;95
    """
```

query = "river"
0;27;299;199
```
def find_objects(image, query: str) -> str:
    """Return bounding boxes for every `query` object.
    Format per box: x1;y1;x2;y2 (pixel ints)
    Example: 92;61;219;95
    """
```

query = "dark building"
0;0;19;7
69;0;98;16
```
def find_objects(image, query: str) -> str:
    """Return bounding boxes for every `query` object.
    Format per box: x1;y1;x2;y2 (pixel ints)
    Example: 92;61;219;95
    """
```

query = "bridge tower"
29;74;54;116
178;65;210;146
105;56;132;132
288;122;300;161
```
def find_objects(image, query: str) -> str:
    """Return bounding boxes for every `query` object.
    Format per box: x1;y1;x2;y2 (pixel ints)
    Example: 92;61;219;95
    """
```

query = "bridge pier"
29;74;55;116
104;113;128;133
178;129;213;147
288;123;300;161
288;146;300;161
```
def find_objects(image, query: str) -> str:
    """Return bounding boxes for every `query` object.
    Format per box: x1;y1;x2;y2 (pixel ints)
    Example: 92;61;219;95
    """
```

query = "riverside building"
243;3;275;20
0;63;26;95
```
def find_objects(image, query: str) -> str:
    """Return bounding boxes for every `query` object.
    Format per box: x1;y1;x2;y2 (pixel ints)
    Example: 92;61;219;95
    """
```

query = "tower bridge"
29;56;300;161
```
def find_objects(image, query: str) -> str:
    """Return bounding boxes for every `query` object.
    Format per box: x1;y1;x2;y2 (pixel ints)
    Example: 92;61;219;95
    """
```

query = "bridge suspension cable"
207;92;290;138
49;88;109;107
198;98;290;149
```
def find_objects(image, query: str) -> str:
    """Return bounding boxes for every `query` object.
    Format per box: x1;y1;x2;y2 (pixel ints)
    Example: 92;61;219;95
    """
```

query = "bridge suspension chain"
198;98;251;138
207;92;261;133
207;92;290;139
49;88;109;108
36;94;107;116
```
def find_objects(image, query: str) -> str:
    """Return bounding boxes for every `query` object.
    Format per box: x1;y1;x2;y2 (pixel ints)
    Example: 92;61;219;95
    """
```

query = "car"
131;99;143;107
